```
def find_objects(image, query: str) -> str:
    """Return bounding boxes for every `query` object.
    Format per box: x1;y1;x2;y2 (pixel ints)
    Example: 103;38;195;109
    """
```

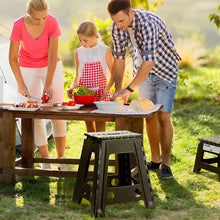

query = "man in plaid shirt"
107;0;181;178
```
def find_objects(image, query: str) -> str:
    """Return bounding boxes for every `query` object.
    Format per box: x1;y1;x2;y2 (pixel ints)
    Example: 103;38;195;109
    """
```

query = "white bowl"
94;101;122;112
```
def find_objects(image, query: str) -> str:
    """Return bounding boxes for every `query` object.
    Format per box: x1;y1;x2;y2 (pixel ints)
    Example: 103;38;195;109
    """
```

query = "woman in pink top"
9;0;66;170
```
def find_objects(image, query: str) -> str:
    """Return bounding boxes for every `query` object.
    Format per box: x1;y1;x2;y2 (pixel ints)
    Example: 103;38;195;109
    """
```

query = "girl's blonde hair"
77;20;98;38
27;0;48;14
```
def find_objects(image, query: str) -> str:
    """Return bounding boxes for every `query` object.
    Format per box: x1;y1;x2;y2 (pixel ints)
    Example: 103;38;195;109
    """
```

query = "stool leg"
134;139;154;209
72;138;93;204
193;142;204;173
93;140;108;217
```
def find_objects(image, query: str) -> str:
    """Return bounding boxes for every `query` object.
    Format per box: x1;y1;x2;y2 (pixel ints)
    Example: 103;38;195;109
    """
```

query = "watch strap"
126;85;134;93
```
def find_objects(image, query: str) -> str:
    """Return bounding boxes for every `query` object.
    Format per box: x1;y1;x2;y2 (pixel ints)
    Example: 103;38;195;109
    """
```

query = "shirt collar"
130;9;138;30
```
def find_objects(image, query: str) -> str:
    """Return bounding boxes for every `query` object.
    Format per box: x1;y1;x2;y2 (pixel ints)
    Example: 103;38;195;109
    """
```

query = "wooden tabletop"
0;104;163;121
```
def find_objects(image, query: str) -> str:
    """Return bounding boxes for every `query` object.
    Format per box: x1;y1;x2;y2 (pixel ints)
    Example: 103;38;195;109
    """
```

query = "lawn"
0;67;219;220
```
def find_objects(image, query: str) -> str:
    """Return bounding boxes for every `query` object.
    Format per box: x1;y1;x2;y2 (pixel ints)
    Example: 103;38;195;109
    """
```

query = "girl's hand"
67;88;74;99
100;88;108;101
43;84;53;101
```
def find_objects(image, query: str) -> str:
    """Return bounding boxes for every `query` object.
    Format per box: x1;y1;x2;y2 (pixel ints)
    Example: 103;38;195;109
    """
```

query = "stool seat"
72;130;154;217
193;136;220;181
85;130;142;140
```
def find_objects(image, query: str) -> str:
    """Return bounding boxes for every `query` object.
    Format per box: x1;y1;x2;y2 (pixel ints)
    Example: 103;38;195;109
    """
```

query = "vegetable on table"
73;86;96;96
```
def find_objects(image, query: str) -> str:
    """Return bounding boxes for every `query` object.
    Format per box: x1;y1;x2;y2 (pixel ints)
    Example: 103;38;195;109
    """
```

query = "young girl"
67;20;114;132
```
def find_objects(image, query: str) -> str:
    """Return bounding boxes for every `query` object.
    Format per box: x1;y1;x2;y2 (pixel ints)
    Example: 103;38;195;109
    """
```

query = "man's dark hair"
107;0;131;16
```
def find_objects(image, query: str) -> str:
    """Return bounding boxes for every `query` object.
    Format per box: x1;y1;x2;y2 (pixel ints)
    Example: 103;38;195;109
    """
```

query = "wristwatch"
126;85;134;93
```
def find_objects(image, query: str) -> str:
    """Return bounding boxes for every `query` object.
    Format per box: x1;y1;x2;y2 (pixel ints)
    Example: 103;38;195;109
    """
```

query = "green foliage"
208;5;220;29
206;46;220;68
177;68;189;87
63;67;75;101
67;23;81;54
73;86;96;96
93;17;113;49
175;67;220;101
131;0;164;12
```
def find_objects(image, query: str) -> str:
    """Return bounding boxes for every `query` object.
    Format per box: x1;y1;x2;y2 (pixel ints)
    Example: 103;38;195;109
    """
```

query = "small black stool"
72;130;154;217
193;136;220;181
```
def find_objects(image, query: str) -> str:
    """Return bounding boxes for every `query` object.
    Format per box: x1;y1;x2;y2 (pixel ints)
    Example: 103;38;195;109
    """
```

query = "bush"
175;36;208;68
206;46;220;68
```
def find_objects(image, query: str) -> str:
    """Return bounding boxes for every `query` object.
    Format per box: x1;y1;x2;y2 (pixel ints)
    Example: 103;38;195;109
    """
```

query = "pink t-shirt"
10;15;61;68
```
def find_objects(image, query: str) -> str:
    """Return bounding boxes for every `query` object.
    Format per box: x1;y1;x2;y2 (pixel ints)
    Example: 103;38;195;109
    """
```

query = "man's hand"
111;89;131;104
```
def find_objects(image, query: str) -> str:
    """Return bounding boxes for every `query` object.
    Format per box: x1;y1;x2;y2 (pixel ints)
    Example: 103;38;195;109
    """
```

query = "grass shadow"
148;169;220;219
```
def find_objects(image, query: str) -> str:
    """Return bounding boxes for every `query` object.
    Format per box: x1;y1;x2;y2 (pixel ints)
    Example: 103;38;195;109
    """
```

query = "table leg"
21;118;34;168
0;111;16;184
115;117;143;136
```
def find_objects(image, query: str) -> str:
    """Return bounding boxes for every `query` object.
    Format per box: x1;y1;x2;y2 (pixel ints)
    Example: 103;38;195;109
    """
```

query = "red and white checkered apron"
79;61;111;101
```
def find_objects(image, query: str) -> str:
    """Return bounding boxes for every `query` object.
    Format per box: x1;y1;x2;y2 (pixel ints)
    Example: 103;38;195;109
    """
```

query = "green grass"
0;67;220;219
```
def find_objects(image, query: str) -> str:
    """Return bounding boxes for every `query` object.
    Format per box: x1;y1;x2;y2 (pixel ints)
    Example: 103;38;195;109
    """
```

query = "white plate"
94;101;122;112
8;106;40;111
61;104;83;110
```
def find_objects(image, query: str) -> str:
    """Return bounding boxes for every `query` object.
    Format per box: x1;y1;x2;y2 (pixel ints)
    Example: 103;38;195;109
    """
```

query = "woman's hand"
43;83;53;101
18;81;30;98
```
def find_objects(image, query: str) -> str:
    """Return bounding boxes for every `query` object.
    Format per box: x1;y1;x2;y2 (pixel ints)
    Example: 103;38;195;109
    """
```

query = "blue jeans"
138;71;178;113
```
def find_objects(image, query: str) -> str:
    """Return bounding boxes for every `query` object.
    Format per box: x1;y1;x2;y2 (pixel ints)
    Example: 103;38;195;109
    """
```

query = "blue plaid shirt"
111;9;181;83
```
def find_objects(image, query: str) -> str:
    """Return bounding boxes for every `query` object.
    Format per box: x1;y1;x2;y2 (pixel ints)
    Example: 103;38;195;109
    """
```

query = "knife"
30;96;42;101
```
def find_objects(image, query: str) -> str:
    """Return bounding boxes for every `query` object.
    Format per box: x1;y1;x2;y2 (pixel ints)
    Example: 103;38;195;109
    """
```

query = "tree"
208;5;220;29
131;0;164;12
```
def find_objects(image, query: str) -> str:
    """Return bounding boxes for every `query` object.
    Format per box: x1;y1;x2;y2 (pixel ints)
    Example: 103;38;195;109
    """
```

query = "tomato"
61;102;68;106
68;100;76;106
27;99;37;104
41;94;49;103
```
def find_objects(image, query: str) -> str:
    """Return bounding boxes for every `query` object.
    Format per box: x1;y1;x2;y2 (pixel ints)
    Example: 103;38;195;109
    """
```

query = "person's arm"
114;60;154;103
128;60;154;90
100;48;114;100
9;40;30;97
67;50;80;99
105;47;114;89
111;58;125;100
43;36;59;100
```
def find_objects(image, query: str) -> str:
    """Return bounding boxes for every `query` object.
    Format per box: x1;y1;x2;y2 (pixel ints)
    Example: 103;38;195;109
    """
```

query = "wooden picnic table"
0;104;162;184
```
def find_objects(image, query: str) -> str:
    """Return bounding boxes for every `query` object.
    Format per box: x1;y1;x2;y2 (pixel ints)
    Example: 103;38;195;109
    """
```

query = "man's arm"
111;58;126;101
113;60;154;103
128;60;154;91
114;58;126;92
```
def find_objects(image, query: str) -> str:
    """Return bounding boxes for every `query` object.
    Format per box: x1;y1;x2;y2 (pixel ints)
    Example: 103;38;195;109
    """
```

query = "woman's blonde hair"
27;0;48;14
77;20;98;38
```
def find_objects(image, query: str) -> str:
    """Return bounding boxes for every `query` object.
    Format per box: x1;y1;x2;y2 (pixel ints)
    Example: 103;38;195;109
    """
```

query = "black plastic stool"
193;136;220;181
72;130;155;217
